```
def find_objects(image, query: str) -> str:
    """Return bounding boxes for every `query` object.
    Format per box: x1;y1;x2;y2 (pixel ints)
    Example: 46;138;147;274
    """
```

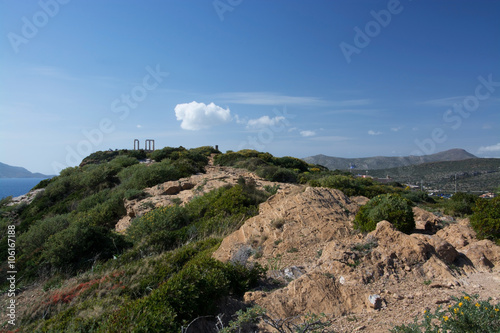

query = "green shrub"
470;197;500;244
17;214;71;256
109;155;139;169
123;188;147;200
235;157;269;171
270;167;298;183
354;193;415;234
118;160;185;190
150;146;187;162
309;174;398;198
127;205;190;244
42;220;128;271
189;145;220;156
444;192;477;216
214;152;245;166
272;156;309;172
391;294;500;333
402;191;434;204
32;177;52;190
77;194;127;229
127;238;221;298
100;256;265;332
255;165;278;179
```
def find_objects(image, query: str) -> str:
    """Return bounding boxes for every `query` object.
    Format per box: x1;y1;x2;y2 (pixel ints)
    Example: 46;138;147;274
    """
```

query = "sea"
0;178;49;200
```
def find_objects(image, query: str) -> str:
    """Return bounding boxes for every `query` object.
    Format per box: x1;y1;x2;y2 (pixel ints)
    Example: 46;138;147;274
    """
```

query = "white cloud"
174;101;231;130
391;126;403;132
246;115;285;129
300;130;316;137
137;124;142;128
478;143;500;153
368;130;382;135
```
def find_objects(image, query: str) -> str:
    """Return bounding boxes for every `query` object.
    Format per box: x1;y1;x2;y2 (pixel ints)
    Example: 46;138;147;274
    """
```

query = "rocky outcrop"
211;187;500;327
213;187;360;268
115;164;300;232
7;188;45;206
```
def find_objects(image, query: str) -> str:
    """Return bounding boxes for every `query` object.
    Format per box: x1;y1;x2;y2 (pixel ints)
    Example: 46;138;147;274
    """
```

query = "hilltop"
0;162;53;178
0;147;498;332
303;148;477;171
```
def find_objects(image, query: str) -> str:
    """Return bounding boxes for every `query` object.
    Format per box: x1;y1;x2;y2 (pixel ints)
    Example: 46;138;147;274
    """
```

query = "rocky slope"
212;187;500;332
3;157;499;332
114;158;499;332
115;161;299;232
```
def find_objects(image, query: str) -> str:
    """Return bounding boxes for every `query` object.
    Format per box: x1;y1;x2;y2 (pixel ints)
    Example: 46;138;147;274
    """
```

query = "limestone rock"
413;207;440;232
368;221;433;266
367;294;382;309
461;239;500;270
213;187;359;267
413;234;458;265
245;271;365;318
436;223;476;249
7;188;45;206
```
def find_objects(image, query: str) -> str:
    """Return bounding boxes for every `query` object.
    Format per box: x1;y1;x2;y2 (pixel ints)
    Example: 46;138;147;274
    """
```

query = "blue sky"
1;0;499;175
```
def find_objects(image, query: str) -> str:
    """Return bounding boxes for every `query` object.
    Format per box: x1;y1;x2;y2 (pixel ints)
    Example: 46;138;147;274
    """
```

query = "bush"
354;193;415;234
444;192;477;216
309;174;399;198
470;197;500;244
214;152;245;166
402;191;434;204
272;156;309;172
270;168;298;183
127;205;190;245
100;256;265;332
150;146;187;162
42;220;128;271
118;160;185;190
109;155;139;169
391;294;500;333
17;214;71;256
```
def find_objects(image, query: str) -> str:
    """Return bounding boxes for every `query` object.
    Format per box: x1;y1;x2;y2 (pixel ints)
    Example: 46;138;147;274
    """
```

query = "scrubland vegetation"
0;147;498;332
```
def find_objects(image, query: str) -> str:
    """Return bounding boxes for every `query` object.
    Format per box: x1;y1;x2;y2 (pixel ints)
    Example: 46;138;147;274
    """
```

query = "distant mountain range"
0;162;53;179
303;148;477;171
367;158;500;193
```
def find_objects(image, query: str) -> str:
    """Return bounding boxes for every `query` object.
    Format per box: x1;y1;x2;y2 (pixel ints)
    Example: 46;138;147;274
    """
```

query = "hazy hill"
368;158;500;192
303;148;477;170
0;162;52;178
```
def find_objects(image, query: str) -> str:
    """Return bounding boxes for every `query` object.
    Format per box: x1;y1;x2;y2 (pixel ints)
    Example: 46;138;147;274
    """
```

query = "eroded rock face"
461;240;500;271
368;221;433;266
245;271;366;318
212;191;500;325
111;160;500;328
213;187;360;267
413;207;441;232
436;223;476;249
